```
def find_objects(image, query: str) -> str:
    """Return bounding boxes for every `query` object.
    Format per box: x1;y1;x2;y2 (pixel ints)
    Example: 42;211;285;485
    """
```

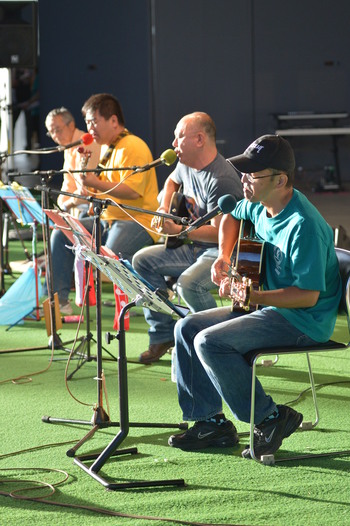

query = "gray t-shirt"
171;153;243;246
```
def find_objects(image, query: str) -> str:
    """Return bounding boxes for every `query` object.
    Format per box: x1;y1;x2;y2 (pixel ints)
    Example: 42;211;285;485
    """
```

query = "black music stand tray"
43;246;188;490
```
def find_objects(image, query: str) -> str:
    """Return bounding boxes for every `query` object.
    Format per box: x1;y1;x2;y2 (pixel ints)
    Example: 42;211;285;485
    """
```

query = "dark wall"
38;0;153;173
253;1;350;177
38;0;350;184
150;0;254;187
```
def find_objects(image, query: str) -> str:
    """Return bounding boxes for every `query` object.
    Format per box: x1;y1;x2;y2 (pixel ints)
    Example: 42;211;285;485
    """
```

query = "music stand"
0;184;47;348
0;182;43;306
42;208;116;377
44;247;188;490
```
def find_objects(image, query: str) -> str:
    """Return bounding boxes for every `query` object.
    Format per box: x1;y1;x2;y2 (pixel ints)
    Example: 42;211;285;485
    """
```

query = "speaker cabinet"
0;1;38;68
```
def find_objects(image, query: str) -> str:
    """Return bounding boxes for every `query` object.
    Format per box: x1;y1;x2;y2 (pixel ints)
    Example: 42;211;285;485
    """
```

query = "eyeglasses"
46;125;66;137
243;172;283;183
85;117;103;128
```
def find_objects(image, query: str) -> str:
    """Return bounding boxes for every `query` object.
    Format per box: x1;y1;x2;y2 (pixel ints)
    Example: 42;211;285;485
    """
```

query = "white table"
275;127;350;136
275;112;348;122
274;113;350;189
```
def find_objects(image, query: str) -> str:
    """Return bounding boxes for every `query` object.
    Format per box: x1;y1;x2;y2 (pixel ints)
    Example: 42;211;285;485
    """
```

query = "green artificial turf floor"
1;236;350;526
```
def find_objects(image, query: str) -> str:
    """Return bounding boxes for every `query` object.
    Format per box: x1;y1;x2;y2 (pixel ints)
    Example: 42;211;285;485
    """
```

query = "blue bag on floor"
0;267;42;326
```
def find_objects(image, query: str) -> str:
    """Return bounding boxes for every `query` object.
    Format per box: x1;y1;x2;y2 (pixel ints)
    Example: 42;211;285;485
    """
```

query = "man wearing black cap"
168;134;342;459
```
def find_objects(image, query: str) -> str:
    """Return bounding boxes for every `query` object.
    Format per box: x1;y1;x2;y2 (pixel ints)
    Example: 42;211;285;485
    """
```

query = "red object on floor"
113;285;129;330
62;315;84;323
85;267;96;306
75;259;96;307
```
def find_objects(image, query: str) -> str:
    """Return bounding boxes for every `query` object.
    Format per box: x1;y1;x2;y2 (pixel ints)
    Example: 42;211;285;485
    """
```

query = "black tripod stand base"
42;415;188;430
43;413;187;489
73;451;186;490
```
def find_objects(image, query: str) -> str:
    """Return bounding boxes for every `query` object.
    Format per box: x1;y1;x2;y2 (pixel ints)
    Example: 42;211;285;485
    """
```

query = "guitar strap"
96;128;132;170
88;129;132;216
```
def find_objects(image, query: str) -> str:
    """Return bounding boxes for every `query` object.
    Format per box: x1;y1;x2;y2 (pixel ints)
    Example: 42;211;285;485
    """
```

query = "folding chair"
245;247;350;464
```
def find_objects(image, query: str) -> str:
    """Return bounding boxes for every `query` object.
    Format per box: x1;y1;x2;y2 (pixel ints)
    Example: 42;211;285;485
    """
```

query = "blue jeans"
132;244;219;344
49;217;154;302
175;306;318;425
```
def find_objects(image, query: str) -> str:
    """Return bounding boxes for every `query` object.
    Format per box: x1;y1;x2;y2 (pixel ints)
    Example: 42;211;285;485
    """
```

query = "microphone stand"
35;183;116;374
39;174;61;348
9;142;139;157
1;153;179;350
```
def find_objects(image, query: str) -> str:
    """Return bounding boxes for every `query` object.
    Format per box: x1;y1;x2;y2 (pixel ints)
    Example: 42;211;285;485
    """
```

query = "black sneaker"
168;420;239;451
241;404;303;459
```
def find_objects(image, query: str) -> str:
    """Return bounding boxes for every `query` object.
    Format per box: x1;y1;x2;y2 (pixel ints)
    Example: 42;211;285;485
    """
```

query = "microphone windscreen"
217;194;237;214
160;149;177;166
81;133;94;145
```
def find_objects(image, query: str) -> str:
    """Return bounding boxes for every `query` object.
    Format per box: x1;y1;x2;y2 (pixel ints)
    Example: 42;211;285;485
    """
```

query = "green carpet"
1;240;350;525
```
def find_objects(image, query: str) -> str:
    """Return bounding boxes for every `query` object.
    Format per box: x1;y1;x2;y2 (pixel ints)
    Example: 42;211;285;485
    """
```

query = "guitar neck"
236;238;264;289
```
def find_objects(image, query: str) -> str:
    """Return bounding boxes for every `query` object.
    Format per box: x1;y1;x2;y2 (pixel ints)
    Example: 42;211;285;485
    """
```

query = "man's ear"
277;173;288;187
196;131;205;146
110;114;119;127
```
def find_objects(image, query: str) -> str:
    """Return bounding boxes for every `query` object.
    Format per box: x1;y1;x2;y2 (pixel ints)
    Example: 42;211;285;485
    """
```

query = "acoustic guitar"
165;192;190;249
153;191;190;249
229;220;264;312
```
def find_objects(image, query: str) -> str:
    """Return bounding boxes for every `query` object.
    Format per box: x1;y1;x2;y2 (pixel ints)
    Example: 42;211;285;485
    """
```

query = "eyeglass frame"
243;172;284;183
46;122;71;138
84;117;105;128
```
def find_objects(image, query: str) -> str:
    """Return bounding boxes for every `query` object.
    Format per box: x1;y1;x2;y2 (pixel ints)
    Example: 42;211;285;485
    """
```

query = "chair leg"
248;354;317;465
246;350;350;464
248;359;263;462
300;353;320;430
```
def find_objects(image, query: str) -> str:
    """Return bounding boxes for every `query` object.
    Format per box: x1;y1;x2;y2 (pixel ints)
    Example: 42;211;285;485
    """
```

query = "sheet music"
77;245;187;317
44;209;111;256
0;183;48;225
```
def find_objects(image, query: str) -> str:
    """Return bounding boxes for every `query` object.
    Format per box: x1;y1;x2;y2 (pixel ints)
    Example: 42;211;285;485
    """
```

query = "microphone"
56;133;94;151
134;149;177;173
10;133;95;157
186;194;237;233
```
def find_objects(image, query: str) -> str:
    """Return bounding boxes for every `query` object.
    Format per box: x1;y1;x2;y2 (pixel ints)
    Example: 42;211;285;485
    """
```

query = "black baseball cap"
227;135;295;173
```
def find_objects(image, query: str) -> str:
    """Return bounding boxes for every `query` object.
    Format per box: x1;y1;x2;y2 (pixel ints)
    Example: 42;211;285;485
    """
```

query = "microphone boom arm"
34;186;191;225
6;166;140;181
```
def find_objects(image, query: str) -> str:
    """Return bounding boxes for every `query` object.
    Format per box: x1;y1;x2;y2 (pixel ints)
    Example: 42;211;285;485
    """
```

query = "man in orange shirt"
45;107;101;217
